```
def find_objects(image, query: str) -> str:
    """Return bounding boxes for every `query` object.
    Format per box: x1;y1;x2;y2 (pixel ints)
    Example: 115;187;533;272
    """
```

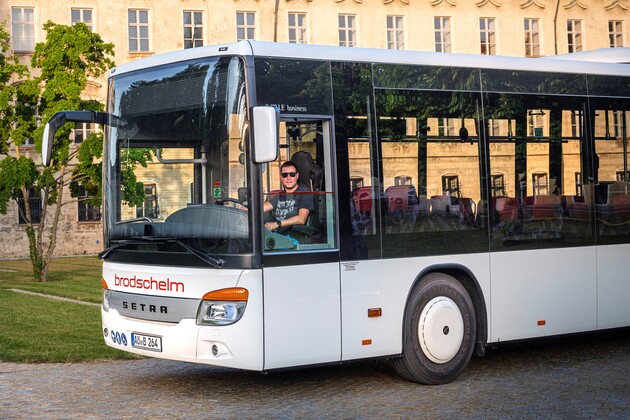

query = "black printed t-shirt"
268;184;315;223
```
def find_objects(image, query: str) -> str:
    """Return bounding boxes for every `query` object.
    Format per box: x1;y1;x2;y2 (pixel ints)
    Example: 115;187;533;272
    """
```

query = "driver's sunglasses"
281;171;297;178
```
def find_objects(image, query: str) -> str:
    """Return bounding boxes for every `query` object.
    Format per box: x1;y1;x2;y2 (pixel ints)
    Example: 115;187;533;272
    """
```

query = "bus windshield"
102;56;251;267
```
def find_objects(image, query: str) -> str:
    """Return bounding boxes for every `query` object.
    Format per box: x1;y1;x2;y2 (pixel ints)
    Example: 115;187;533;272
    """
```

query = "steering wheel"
219;197;247;209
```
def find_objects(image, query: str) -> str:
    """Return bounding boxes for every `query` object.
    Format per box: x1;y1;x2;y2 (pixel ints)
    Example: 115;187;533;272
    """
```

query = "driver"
264;161;314;231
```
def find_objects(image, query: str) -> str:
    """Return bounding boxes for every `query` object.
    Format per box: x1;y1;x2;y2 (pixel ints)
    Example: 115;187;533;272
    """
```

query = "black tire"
393;272;476;385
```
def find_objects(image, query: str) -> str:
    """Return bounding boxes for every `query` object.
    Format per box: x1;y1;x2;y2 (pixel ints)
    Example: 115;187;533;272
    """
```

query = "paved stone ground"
1;330;628;419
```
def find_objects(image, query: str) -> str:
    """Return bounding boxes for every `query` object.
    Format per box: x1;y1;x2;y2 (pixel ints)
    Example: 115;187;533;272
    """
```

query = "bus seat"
353;186;373;213
493;197;518;222
611;193;630;221
607;181;629;204
563;195;590;220
429;195;450;214
530;195;562;219
385;185;418;212
456;197;477;225
291;151;323;192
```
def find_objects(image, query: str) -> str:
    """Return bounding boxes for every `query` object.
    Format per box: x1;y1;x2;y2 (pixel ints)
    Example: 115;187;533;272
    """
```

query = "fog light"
212;344;219;356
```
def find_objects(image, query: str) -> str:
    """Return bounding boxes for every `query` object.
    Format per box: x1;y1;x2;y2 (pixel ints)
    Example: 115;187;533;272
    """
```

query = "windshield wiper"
167;238;224;268
98;239;152;259
99;237;225;268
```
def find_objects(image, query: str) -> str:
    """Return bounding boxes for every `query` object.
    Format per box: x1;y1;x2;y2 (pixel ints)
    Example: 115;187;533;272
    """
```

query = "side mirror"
41;111;132;166
41;111;98;166
41;123;53;167
252;106;279;163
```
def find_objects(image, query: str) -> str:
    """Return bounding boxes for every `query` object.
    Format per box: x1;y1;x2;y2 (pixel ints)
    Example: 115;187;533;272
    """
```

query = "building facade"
0;0;628;258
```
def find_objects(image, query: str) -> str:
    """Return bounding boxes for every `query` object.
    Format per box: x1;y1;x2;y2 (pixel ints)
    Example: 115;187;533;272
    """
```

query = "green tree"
0;21;114;282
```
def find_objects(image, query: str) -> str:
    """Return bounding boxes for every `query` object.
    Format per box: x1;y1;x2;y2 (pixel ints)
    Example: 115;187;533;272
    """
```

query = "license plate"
131;333;162;352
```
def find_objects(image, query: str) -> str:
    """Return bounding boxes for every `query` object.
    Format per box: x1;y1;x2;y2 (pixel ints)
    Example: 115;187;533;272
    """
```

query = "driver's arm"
280;208;310;228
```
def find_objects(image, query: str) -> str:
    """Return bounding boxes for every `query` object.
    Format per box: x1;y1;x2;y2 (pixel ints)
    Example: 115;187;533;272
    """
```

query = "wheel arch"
404;264;488;357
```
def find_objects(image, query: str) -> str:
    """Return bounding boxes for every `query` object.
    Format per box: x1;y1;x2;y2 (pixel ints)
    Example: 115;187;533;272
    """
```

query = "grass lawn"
0;257;137;363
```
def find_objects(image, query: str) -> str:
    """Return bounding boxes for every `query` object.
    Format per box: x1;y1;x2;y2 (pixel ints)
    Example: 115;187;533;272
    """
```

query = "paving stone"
0;331;628;419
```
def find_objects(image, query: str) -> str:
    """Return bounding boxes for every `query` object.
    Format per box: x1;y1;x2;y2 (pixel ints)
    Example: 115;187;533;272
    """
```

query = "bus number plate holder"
131;332;162;352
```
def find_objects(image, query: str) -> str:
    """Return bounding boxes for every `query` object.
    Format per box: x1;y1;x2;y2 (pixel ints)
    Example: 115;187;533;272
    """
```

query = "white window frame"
387;15;405;50
183;10;204;49
567;19;583;53
434;17;451;53
73;123;97;144
236;11;256;41
609;20;624;48
524;18;541;57
288;12;307;44
394;175;412;186
11;7;35;52
479;17;496;55
128;9;150;52
71;8;94;31
338;14;357;47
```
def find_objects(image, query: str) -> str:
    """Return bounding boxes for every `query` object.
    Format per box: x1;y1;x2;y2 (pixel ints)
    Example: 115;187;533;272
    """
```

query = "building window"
609;20;624;48
73;123;97;144
616;170;629;182
575;172;582;196
571;110;583;138
21;137;35;146
438;118;455;137
491;174;506;197
387;16;404;50
394;175;412;186
567;19;582;53
350;177;364;191
434;17;451;53
183;11;203;49
288;12;307;44
532;172;548;196
17;188;42;224
612;110;623;138
487;119;502;137
11;7;35;52
338;14;357;47
480;18;496;55
527;110;545;137
71;8;93;31
442;175;460;197
77;187;101;222
128;9;150;52
136;184;159;218
236;12;256;41
524;18;540;57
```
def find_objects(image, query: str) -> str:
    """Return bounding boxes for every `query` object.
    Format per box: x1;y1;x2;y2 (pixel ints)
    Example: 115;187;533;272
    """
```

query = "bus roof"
110;41;630;78
547;47;630;64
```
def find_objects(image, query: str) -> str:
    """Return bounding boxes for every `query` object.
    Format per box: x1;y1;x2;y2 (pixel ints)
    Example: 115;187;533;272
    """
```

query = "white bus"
43;41;630;384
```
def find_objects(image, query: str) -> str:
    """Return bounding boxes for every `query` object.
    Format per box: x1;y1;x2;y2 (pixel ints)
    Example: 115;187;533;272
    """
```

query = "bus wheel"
393;272;476;385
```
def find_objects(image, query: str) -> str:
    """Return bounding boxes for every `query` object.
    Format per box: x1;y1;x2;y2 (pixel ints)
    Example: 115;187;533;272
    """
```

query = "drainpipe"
274;0;280;42
553;0;560;55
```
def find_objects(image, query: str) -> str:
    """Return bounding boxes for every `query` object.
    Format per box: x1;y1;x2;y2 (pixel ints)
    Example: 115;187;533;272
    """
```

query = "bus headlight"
196;288;249;326
101;278;110;312
103;289;110;312
197;301;246;325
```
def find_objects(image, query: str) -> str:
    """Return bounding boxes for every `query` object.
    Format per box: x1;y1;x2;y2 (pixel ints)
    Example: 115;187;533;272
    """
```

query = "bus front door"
261;119;341;370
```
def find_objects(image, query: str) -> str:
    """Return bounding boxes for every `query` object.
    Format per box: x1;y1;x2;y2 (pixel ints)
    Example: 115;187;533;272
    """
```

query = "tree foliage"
0;21;115;281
